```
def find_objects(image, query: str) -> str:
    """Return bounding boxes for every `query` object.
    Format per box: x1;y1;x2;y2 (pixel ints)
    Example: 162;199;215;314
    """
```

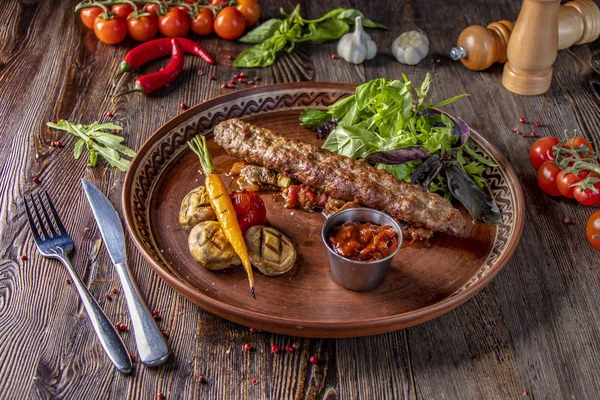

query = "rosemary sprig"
46;120;136;171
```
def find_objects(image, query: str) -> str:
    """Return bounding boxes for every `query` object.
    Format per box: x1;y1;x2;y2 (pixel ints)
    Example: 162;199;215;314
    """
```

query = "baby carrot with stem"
188;135;256;298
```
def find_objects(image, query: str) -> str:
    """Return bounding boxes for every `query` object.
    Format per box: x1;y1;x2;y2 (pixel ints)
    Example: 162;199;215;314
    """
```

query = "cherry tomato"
208;0;227;5
563;137;594;151
537;161;563;197
127;13;158;42
556;170;588;198
80;7;104;29
158;7;190;37
214;7;246;40
586;210;600;250
145;1;167;17
573;183;600;206
236;0;260;27
529;137;560;171
230;191;267;233
94;15;127;45
191;8;214;35
112;4;133;20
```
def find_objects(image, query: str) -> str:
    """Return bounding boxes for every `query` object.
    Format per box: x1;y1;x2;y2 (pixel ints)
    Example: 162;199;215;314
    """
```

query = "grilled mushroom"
179;186;217;230
244;226;296;276
188;221;241;270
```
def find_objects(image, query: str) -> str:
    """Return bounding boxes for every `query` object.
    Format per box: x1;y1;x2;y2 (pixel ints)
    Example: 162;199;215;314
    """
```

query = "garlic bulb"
392;31;429;65
337;16;377;64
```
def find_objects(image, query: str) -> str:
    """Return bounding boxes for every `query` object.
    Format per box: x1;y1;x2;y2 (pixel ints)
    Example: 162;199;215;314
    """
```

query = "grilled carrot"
188;136;255;298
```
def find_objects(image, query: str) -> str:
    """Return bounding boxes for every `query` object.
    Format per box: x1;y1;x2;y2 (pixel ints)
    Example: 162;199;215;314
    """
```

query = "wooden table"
2;0;600;398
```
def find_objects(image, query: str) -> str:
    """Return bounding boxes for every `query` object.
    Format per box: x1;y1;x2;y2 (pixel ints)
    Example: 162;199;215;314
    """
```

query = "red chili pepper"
113;39;184;100
115;37;214;80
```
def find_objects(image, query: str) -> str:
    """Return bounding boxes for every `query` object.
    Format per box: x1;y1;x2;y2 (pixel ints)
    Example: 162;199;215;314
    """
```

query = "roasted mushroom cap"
244;226;296;276
179;186;217;230
188;221;241;270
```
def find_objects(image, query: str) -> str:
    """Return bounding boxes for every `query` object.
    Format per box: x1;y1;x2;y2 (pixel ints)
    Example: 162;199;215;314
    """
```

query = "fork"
24;191;133;374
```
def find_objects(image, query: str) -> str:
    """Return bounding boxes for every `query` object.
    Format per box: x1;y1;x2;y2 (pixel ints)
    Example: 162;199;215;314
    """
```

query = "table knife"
81;178;170;367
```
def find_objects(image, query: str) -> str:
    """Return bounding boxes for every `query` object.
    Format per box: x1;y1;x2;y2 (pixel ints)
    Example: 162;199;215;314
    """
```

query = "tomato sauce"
328;221;398;262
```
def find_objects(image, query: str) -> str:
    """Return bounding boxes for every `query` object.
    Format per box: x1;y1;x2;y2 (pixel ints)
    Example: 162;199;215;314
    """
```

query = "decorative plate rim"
122;82;525;337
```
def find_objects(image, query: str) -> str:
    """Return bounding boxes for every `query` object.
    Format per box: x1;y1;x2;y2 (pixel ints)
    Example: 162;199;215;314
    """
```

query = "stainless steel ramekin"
321;208;403;291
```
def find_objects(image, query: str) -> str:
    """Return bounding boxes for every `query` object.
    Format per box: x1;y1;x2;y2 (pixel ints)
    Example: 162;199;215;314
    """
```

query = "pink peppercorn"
309;356;318;364
244;343;252;351
271;345;279;353
285;345;294;353
198;375;206;383
20;255;27;261
251;378;258;385
535;121;541;127
519;117;527;124
531;131;537;137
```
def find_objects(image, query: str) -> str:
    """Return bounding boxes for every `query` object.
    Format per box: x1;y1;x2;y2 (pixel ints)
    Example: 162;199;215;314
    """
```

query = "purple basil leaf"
444;161;502;225
417;109;470;148
364;146;430;164
410;155;444;190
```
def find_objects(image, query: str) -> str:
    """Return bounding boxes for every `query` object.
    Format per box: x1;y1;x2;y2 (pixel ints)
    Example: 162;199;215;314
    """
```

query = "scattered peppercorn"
254;85;258;88
519;117;527;124
331;54;339;60
130;353;136;362
112;287;118;294
105;293;112;300
197;70;203;75
152;310;160;318
227;55;233;60
523;392;529;396
239;72;245;78
522;133;527;138
563;217;572;224
238;78;244;83
162;329;169;338
84;226;90;232
56;141;63;147
309;356;318;364
249;328;257;333
285;345;294;353
66;278;72;285
198;375;206;383
210;75;216;81
234;73;240;78
220;84;226;89
531;131;537;137
106;111;113;118
534;121;541;127
226;83;234;89
254;76;260;81
244;343;252;351
32;176;40;184
247;80;254;85
157;393;165;399
117;322;128;331
180;102;187;110
251;378;258;385
292;343;300;349
271;344;280;353
512;127;518;133
20;255;27;261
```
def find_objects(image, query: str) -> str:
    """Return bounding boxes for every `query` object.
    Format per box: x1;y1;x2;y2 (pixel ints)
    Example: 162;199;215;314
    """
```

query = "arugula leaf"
47;120;135;172
299;108;332;129
239;19;283;43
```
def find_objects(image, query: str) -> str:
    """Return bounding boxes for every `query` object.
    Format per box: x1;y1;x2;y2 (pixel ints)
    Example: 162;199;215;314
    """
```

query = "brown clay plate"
122;82;524;338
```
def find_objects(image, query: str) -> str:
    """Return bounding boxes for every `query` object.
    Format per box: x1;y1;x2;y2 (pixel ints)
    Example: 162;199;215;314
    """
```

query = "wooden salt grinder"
502;0;561;95
449;0;600;71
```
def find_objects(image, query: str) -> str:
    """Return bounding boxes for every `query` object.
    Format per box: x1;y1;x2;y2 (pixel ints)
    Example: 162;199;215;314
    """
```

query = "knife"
82;178;170;367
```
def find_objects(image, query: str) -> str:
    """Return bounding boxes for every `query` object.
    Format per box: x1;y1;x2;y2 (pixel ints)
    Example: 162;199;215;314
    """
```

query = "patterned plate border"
123;82;525;337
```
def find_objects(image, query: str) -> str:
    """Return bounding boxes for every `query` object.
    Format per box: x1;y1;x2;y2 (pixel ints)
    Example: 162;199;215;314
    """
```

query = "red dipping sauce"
328;221;399;262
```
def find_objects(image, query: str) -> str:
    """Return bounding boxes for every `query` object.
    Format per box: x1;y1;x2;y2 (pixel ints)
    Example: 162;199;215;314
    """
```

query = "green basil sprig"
234;5;387;68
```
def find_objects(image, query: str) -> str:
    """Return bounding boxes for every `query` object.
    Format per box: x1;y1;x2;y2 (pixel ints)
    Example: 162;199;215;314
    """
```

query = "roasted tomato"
230;190;267;233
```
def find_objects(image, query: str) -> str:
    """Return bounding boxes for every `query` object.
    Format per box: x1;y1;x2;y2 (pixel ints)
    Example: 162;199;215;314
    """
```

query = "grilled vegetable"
188;135;256;298
244;226;296;276
188;221;241;270
179;186;217;230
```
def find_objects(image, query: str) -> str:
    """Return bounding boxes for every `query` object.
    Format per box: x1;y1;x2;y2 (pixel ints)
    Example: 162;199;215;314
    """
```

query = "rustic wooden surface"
1;0;600;398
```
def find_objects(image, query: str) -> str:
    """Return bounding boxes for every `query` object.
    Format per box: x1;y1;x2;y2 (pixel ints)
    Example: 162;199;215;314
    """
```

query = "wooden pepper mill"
449;0;600;71
502;0;561;95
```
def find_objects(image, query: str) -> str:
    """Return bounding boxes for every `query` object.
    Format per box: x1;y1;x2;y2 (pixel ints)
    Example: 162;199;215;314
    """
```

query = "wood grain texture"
0;0;599;399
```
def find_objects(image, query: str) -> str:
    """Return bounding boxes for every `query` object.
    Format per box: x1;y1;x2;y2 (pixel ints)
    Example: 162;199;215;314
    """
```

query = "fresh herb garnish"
46;120;135;171
299;74;503;225
234;5;386;68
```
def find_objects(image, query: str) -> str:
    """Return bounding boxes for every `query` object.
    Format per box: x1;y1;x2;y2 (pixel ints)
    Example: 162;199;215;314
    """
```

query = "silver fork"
24;191;133;374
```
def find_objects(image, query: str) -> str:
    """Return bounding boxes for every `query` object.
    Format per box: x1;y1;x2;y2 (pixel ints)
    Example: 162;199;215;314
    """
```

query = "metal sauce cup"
322;208;403;291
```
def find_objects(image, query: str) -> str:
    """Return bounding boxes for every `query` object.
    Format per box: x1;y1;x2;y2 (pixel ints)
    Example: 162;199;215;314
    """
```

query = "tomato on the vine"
80;7;104;29
573;182;600;206
537;161;562;197
214;7;246;40
208;0;227;5
236;0;261;27
230;191;267;233
564;137;594;152
191;8;214;35
556;170;586;198
586;210;600;250
529;137;560;171
158;7;190;37
94;15;127;45
127;13;158;42
112;4;134;19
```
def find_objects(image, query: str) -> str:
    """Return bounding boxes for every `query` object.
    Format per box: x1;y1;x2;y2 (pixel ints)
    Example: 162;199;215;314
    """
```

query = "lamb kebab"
214;118;467;238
